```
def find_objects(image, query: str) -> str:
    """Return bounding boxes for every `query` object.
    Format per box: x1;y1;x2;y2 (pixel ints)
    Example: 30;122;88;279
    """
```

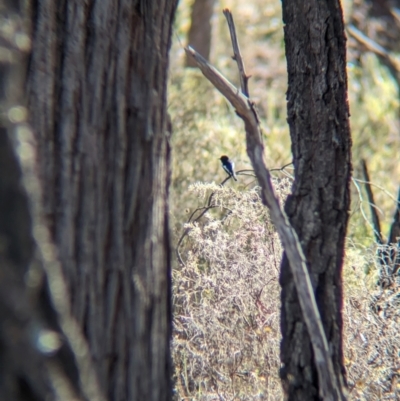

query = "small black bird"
220;155;237;181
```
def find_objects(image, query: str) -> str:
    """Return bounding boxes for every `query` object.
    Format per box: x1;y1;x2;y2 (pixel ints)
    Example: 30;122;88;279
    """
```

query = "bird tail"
232;173;237;181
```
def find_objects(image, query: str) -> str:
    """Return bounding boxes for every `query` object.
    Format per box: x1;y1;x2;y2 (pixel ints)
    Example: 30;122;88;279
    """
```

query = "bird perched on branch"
220;155;237;181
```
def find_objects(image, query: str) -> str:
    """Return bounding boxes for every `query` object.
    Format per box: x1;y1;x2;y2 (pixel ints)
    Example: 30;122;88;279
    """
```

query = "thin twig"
347;24;392;60
176;205;216;266
176;176;235;265
351;176;381;236
388;187;400;244
361;159;383;244
223;9;249;97
347;24;400;82
236;170;256;177
353;178;400;204
270;162;294;179
185;12;345;400
270;161;293;172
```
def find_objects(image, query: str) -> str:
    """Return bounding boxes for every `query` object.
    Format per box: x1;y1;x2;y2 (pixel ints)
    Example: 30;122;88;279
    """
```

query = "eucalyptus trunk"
26;0;178;399
280;1;351;399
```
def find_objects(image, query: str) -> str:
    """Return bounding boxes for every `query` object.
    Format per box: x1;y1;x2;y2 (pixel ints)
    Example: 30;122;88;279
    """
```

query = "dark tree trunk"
26;1;178;400
280;1;351;399
185;0;216;67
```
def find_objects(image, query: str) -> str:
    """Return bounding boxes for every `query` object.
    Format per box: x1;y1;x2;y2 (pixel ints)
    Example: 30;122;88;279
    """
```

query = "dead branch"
347;24;400;84
223;9;249;97
358;162;400;281
185;10;345;401
361;160;383;244
176;175;235;266
347;24;393;60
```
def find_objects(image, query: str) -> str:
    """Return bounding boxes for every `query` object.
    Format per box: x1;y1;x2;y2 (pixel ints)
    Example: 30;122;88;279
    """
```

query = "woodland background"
0;0;399;400
170;0;400;399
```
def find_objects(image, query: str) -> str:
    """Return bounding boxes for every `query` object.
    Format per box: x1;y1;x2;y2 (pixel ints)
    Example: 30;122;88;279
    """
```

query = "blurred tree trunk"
280;1;351;399
24;0;178;400
0;2;104;401
185;0;216;67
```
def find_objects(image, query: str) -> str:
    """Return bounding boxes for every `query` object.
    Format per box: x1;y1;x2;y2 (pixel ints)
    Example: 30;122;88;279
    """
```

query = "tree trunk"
26;1;178;400
185;0;216;67
280;1;351;399
0;2;104;401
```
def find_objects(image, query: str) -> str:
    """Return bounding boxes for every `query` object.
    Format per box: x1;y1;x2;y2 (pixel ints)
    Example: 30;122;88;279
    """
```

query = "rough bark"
186;0;216;67
280;1;351;400
0;2;104;401
26;1;177;400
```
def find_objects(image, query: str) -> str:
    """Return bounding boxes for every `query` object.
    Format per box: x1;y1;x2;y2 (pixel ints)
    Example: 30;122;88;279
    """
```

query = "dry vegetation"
172;180;400;400
169;0;400;399
173;180;289;400
173;180;288;400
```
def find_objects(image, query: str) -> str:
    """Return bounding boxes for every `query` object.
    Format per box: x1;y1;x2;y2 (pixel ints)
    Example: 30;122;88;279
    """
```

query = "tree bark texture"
26;1;178;400
185;0;216;67
280;1;351;400
0;2;104;401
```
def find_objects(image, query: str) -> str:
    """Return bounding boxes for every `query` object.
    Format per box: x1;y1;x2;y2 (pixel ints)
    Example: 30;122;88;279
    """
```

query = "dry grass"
172;181;400;400
173;180;288;400
343;248;400;400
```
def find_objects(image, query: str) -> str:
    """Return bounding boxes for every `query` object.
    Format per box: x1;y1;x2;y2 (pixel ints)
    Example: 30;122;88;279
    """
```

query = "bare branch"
175;176;235;266
270;162;294;179
185;46;254;119
223;9;249;97
353;178;400;204
347;24;392;60
347;24;400;79
388;187;400;245
361;160;383;244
